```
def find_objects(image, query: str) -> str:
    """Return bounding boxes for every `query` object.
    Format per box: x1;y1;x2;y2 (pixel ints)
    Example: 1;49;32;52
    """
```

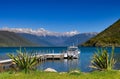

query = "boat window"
68;48;77;51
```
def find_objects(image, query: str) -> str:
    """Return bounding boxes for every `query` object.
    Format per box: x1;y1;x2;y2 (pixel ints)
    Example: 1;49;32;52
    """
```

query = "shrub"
90;47;116;71
8;48;38;73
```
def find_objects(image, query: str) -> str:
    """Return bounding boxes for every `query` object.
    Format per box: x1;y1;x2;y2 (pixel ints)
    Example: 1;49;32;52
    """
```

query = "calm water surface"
0;47;120;72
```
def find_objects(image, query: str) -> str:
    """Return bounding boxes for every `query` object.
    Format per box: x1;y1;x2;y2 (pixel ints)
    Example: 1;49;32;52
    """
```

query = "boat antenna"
73;43;75;46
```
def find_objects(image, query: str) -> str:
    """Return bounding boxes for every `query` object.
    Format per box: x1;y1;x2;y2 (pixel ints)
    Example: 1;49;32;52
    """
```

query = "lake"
0;47;120;72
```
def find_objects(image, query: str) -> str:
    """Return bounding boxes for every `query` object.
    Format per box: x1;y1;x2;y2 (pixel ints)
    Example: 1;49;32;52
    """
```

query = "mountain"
0;31;37;47
82;19;120;47
0;27;97;46
18;33;59;46
18;32;97;46
64;33;97;46
18;33;70;46
1;27;79;37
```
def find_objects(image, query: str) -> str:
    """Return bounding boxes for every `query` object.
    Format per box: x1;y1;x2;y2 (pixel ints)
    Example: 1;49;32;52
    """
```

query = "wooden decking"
0;53;79;71
0;53;63;64
34;53;64;61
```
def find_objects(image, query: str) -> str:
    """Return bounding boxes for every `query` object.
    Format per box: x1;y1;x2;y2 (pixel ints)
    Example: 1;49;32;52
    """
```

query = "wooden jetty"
0;53;64;70
0;54;80;71
42;53;64;60
0;53;78;64
0;46;80;69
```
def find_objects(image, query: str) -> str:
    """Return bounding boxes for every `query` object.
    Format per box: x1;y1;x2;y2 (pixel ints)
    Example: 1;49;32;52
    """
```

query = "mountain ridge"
82;19;120;47
0;27;80;37
0;31;38;47
0;27;97;46
18;32;97;46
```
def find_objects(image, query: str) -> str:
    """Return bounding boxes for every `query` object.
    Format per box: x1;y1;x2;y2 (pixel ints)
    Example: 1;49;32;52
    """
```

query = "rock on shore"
44;68;57;72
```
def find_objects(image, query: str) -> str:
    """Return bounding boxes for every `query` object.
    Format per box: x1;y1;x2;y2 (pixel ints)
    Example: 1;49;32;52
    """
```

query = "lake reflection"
37;59;80;72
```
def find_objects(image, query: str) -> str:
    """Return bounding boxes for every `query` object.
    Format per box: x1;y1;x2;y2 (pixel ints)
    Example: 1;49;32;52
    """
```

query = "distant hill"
64;33;97;46
82;19;120;47
18;33;71;46
0;31;37;47
18;32;97;46
18;33;57;46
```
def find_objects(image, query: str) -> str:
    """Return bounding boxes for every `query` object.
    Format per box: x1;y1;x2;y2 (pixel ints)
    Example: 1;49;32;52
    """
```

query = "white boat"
64;46;80;59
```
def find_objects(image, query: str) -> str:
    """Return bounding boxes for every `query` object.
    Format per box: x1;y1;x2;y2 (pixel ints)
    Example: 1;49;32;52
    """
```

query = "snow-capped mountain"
0;27;80;37
17;32;97;46
0;27;97;46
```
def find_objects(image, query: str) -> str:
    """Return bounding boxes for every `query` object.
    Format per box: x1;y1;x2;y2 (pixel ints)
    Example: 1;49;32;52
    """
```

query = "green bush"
90;47;116;71
8;48;38;73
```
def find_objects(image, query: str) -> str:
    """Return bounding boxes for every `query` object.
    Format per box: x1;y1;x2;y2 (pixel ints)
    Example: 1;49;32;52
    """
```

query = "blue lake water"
0;47;120;72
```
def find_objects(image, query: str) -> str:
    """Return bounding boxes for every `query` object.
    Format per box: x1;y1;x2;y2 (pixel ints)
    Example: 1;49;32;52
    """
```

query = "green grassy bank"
0;70;120;79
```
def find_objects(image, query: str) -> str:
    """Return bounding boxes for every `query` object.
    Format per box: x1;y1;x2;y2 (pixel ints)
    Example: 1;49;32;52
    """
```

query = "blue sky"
0;0;120;33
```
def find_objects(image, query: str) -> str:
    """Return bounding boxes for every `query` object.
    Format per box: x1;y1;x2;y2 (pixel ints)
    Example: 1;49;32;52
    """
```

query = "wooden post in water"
0;64;3;72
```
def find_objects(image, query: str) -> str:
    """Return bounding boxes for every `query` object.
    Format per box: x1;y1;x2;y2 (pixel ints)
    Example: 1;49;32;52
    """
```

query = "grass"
0;70;120;79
